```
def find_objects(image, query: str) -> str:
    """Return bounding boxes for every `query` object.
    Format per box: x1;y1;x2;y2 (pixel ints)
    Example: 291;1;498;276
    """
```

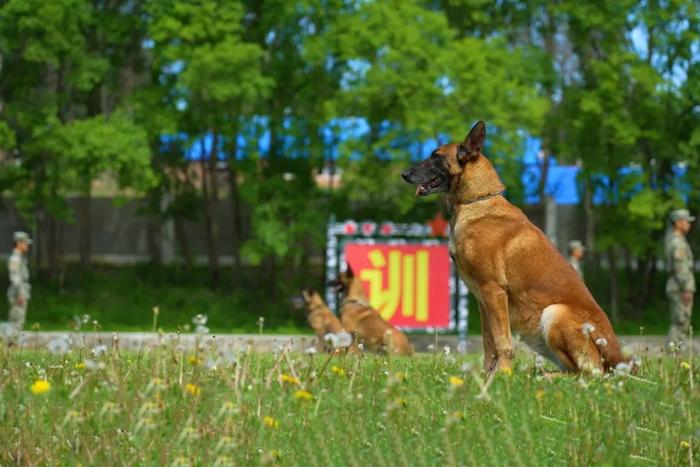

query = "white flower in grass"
582;323;595;336
460;362;472;373
305;346;318;355
192;314;208;326
535;355;546;370
614;362;631;375
47;337;70;355
91;344;108;357
443;345;451;356
324;331;353;349
84;359;105;371
427;344;435;352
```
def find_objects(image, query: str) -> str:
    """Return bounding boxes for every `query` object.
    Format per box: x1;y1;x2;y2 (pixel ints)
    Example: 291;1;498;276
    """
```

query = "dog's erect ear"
457;121;486;165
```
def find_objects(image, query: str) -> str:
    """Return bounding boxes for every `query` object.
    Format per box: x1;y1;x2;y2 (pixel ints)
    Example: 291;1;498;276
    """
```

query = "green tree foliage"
0;0;696;322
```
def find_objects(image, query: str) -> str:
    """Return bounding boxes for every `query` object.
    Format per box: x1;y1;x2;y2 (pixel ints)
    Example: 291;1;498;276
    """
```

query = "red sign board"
344;244;451;328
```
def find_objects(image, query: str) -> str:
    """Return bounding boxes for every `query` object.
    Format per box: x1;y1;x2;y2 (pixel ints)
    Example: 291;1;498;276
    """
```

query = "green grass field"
0;341;697;466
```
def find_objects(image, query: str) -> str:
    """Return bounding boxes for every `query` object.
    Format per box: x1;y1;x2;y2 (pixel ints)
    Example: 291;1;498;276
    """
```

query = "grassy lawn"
0;341;697;465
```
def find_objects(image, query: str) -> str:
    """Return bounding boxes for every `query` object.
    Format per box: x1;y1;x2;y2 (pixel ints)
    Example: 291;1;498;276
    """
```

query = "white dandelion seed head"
47;337;70;355
614;362;631;375
194;325;209;335
305;346;318;355
334;331;353;349
535;355;546;369
192;314;208;326
204;359;218;371
443;345;451;356
595;338;608;347
91;344;108;357
460;362;472;373
84;359;98;371
358;343;364;351
427;344;435;352
324;333;338;347
582;323;596;336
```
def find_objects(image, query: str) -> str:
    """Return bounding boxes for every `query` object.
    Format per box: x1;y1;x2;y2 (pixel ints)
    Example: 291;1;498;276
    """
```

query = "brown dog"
331;268;413;356
301;289;347;352
402;121;629;374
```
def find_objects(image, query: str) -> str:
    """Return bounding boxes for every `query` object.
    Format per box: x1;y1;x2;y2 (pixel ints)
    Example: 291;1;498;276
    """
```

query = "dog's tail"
584;322;636;374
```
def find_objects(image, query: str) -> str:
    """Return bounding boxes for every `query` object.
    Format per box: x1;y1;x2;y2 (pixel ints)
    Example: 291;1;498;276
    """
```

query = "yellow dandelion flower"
449;376;464;387
394;371;406;381
500;367;513;376
680;361;691;370
331;366;346;377
263;416;279;429
680;440;690;449
75;362;85;370
279;373;300;385
293;389;313;401
188;355;202;366
30;379;51;395
185;383;201;396
535;389;545;401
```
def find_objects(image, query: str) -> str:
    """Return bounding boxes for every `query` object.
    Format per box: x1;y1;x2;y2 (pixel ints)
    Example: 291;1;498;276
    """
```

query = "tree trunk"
606;248;619;325
78;189;92;269
173;216;194;272
583;177;599;271
228;162;243;282
200;133;220;285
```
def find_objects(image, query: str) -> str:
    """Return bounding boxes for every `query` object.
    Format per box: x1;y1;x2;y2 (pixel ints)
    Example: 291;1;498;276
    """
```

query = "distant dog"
301;289;348;352
402;121;629;374
330;267;413;356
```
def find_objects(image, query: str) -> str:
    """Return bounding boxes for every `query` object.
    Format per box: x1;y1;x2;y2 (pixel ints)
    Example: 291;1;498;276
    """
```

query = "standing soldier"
665;209;695;345
7;231;31;331
568;240;586;280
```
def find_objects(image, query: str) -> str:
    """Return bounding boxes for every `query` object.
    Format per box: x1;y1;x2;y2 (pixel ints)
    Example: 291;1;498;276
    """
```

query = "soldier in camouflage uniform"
568;240;586;280
665;209;695;344
7;231;31;331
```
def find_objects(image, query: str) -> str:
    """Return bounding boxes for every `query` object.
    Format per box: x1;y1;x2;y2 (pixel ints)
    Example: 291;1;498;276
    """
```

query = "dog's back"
340;302;413;356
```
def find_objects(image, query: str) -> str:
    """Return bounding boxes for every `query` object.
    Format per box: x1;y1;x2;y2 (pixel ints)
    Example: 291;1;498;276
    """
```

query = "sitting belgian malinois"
402;121;629;374
301;289;348;352
330;267;413;356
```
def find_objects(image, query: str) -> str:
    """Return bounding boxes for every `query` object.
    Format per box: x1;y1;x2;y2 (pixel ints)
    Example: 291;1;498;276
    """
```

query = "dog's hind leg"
546;321;604;374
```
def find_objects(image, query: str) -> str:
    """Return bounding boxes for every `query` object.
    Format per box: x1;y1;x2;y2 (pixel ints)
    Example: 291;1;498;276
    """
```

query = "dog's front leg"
480;283;513;374
479;305;498;372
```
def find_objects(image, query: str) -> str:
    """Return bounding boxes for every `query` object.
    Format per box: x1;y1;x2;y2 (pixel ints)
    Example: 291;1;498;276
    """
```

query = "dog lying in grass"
301;289;352;353
330;266;413;356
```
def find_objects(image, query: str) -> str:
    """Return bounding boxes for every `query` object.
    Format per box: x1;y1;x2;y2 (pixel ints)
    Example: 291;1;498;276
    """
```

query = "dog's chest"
449;224;483;301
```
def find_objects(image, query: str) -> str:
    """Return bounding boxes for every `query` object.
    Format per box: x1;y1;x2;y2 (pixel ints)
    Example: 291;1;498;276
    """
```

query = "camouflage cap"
13;231;32;244
670;209;695;223
568;240;585;251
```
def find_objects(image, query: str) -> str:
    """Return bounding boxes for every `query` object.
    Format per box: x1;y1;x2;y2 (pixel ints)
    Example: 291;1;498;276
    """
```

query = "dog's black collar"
460;191;504;206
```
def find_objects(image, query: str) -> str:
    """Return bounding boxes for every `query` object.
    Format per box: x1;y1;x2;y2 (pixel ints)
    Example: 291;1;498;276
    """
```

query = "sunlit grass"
0;339;696;466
